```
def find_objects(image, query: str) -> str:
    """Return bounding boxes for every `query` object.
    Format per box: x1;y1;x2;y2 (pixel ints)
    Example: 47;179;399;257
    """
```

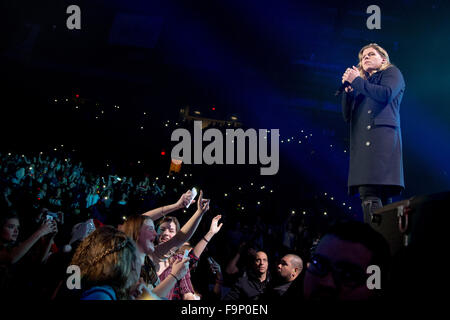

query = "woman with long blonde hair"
341;43;405;223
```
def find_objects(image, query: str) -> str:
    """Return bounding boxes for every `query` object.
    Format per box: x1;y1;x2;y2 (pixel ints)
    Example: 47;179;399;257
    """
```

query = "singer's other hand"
344;86;353;93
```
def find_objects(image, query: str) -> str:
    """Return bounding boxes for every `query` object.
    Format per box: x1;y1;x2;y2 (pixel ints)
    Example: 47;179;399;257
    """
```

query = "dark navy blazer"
341;65;405;195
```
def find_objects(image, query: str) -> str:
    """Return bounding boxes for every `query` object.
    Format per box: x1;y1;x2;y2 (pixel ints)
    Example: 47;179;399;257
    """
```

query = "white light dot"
324;193;327;196
54;99;58;102
324;212;327;216
156;177;159;180
140;127;144;130
330;197;334;200
343;202;346;206
224;193;228;197
238;187;242;190
257;202;261;205
303;211;306;215
349;207;352;210
122;216;126;220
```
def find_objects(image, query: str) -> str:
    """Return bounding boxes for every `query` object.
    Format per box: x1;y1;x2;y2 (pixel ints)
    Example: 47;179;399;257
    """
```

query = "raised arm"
37;233;57;264
151;190;210;262
192;215;223;258
208;257;223;299
0;220;57;264
225;241;246;275
141;190;193;221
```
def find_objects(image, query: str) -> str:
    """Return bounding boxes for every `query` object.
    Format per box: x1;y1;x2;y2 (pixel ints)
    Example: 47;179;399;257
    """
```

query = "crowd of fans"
0;150;435;302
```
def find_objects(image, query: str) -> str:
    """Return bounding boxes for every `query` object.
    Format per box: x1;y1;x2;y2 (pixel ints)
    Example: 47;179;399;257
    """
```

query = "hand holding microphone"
336;66;359;96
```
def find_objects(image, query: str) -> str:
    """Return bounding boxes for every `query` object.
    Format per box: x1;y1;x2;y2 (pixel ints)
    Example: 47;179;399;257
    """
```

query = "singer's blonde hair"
357;43;392;79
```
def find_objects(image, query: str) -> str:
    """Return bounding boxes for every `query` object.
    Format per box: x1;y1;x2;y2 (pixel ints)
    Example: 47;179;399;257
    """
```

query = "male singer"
341;43;405;223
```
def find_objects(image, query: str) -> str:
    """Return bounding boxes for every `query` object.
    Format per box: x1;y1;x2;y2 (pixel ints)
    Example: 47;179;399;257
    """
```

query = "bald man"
261;254;304;301
224;251;270;301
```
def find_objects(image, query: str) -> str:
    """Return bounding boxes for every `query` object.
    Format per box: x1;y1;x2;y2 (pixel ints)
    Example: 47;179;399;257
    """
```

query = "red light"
161;151;166;156
75;94;79;98
212;107;216;111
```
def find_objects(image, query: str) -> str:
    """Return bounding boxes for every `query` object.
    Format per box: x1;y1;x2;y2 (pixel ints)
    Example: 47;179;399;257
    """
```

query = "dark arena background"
1;0;449;310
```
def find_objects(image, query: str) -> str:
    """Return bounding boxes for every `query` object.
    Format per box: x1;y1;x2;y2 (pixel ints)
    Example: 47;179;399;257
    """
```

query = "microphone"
334;81;351;96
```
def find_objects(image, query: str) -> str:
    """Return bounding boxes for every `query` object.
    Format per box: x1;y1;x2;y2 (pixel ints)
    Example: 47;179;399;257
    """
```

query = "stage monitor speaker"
369;191;449;256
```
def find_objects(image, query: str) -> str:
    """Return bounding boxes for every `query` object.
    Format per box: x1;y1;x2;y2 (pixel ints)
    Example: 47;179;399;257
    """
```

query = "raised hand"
209;215;223;235
176;190;194;209
171;257;190;280
197;190;210;214
39;219;58;237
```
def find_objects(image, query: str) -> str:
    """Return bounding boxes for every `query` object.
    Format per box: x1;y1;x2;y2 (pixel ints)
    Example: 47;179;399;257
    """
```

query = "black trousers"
358;185;394;224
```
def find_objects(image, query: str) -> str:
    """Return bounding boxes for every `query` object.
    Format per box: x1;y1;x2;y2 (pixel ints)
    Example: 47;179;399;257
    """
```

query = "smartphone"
183;249;190;260
186;187;198;208
207;257;216;274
